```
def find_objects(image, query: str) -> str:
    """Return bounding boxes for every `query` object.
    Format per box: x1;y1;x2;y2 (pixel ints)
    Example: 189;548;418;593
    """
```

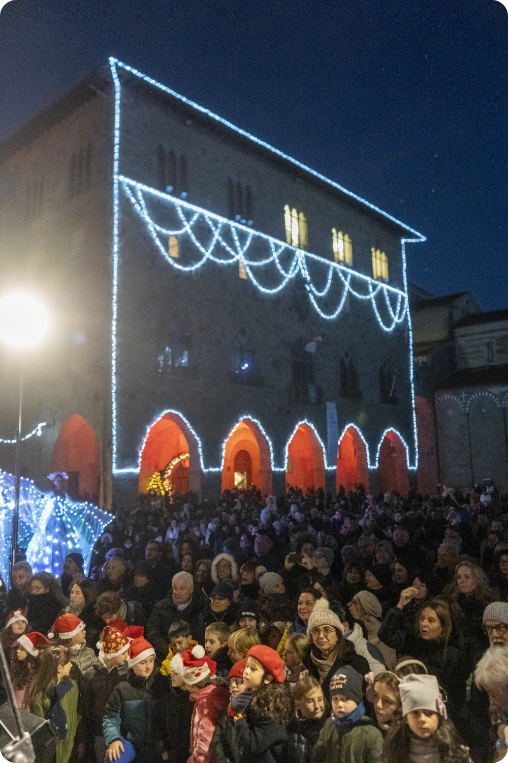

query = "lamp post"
0;293;49;573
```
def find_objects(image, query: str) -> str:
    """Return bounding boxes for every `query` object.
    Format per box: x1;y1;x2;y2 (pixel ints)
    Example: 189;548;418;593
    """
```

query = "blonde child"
205;622;233;676
227;627;260;664
282;632;309;686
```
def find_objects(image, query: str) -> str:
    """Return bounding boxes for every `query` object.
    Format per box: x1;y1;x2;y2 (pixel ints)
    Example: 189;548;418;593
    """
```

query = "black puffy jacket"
285;716;325;763
82;661;129;737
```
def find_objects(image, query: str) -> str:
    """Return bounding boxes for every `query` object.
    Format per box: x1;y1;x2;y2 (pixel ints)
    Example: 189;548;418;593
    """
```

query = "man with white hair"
146;571;204;660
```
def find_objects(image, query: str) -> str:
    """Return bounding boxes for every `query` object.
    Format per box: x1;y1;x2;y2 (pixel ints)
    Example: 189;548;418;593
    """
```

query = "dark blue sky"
0;0;506;309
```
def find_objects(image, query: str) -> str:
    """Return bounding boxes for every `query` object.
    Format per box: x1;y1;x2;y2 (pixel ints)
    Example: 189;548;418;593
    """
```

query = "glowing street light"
0;293;49;348
0;292;49;573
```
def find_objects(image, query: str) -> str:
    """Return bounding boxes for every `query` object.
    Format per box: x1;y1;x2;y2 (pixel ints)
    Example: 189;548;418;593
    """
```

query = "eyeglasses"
311;626;336;637
228;677;244;686
484;623;508;635
312;553;326;560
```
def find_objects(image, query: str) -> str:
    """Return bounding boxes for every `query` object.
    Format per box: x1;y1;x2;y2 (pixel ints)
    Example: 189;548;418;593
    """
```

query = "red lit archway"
139;413;201;495
51;415;100;501
377;430;409;495
222;419;272;495
286;423;326;491
336;427;369;491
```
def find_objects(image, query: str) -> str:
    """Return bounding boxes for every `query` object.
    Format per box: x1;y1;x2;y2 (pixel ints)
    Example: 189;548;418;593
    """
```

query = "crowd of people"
1;481;508;763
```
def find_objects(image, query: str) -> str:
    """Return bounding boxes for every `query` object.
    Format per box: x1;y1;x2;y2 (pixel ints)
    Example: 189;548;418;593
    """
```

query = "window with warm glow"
371;248;389;280
168;235;179;259
284;205;308;249
238;260;248;279
332;230;353;265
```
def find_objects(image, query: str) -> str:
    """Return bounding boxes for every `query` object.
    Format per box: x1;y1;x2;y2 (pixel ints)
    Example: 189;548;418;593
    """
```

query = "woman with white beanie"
301;599;369;702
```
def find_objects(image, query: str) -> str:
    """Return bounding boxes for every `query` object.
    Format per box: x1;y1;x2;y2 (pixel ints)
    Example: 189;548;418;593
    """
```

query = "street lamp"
0;293;49;573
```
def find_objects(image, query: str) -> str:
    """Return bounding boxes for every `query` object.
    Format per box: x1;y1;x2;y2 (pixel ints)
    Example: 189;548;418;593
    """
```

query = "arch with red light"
377;430;409;495
139;412;201;495
336;426;369;491
51;414;100;501
286;422;326;491
222;419;272;494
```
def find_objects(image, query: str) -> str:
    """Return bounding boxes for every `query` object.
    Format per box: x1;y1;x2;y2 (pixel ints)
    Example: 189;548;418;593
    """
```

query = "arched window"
284;205;308;249
332;230;353;265
379;362;398;404
339;355;361;398
372;248;389;280
168;235;179;259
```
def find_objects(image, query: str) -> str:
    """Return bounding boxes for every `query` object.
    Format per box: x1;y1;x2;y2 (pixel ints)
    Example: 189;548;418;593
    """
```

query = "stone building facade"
412;287;508;494
0;59;424;505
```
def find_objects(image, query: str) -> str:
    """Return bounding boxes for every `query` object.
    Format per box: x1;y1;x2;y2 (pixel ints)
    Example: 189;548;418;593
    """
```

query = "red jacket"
189;683;229;763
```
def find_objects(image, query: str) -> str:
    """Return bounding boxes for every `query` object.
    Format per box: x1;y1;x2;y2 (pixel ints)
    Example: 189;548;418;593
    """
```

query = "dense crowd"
2;482;508;763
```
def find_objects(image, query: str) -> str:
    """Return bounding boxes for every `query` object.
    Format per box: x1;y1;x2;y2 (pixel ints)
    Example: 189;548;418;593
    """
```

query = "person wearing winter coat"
171;645;229;763
301;600;370;703
155;658;194;763
313;665;383;763
146;572;205;660
347;590;396;668
212;658;247;763
25;573;66;635
378;595;469;722
81;626;130;763
212;554;239;586
257;573;293;625
49;614;98;689
345;623;386;678
103;637;163;762
65;579;105;652
285;676;326;763
204;582;239;630
229;645;292;763
205;622;233;677
448;562;491;658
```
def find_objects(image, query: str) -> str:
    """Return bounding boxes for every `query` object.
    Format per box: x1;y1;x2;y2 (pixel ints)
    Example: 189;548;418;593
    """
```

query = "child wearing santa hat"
229;645;292;763
82;627;130;763
11;632;50;709
103;636;164;763
170;644;229;763
0;609;28;666
49;613;98;684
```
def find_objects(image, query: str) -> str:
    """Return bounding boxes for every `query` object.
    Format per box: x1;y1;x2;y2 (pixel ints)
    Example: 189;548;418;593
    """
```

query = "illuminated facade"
0;59;424;505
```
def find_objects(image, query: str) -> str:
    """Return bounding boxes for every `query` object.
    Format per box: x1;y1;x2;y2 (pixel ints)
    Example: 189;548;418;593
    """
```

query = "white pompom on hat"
6;610;28;629
170;644;216;685
306;598;343;638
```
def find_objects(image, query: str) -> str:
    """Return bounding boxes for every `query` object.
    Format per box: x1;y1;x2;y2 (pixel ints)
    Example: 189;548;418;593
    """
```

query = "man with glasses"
460;602;508;763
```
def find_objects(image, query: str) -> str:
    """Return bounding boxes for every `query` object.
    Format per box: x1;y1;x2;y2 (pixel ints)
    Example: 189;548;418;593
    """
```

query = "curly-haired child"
230;645;292;763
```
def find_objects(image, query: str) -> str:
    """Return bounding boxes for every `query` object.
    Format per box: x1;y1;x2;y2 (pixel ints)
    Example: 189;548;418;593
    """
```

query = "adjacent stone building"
0;59;424;505
412;287;508;494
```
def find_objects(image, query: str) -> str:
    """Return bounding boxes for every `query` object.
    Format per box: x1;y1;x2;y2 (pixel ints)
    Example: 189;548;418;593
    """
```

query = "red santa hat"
107;619;128;633
171;644;216;686
123;626;144;640
48;613;85;640
100;627;130;658
128;637;155;668
16;632;50;657
6;610;28;629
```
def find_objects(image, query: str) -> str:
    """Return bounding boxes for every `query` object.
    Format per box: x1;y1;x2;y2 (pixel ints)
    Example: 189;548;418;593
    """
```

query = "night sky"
0;0;506;310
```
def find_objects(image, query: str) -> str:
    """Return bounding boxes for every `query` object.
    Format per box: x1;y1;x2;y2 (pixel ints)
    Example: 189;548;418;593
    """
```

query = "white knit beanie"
306;599;343;638
259;572;284;593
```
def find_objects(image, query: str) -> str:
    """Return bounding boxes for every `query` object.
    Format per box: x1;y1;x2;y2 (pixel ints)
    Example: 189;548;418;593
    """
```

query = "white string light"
0;422;46;444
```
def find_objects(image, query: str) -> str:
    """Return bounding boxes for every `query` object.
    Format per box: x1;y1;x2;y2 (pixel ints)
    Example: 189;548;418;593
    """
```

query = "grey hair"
474;645;508;692
439;541;460;556
172;571;194;588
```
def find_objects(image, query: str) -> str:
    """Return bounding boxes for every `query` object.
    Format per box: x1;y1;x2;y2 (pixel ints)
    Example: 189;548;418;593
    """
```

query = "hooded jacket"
212;554;239;585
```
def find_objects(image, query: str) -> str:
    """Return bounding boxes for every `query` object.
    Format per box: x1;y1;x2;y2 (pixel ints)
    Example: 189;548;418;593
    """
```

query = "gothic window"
284;205;308;249
227;179;253;223
332;230;353;265
372;248;389;280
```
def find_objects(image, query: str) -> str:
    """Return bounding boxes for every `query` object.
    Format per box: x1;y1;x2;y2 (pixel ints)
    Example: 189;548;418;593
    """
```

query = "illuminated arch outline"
284;420;328;471
373;428;412;471
110;58;422;475
220;416;276;472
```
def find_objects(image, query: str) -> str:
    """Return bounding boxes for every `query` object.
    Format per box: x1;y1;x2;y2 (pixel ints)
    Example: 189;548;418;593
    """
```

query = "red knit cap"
247;645;285;683
16;632;50;657
101;627;130;658
228;658;247;679
128;637;155;668
6;610;28;629
48;614;85;640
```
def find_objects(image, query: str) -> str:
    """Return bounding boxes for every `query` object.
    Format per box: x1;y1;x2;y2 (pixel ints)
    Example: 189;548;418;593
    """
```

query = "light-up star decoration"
0;468;111;582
